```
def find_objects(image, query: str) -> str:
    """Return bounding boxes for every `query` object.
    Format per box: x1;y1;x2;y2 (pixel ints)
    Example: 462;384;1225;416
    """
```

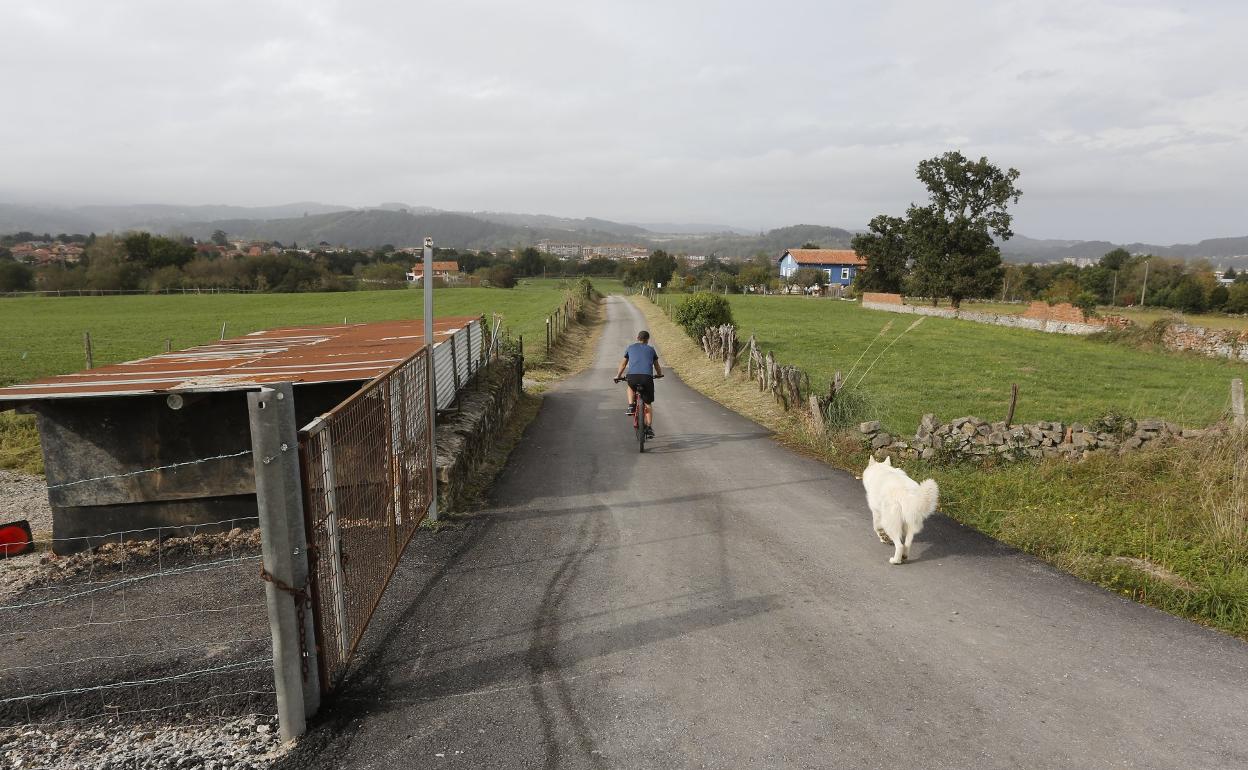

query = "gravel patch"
0;526;262;602
0;714;287;770
0;469;51;537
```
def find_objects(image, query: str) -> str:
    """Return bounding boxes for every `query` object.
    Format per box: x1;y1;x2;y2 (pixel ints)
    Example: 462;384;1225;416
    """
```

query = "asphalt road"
285;296;1248;770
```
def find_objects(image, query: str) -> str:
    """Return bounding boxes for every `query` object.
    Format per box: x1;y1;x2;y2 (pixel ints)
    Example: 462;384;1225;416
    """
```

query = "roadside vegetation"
637;294;1248;639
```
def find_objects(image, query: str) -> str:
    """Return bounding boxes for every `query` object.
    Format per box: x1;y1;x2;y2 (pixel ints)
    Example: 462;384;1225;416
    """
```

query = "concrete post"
248;383;320;742
1232;378;1245;427
423;237;439;523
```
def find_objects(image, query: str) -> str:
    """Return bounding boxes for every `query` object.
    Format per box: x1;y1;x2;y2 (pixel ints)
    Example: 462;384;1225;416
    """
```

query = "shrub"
484;265;516;288
672;291;734;340
1223;284;1248;314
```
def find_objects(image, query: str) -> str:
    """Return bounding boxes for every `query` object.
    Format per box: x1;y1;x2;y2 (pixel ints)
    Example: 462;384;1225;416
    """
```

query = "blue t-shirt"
624;342;659;376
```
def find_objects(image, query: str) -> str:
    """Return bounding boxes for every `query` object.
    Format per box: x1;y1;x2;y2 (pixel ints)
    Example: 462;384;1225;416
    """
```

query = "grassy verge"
634;295;1248;639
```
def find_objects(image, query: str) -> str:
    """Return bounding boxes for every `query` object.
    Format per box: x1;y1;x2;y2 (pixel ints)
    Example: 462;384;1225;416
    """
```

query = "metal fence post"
423;236;439;523
248;383;320;742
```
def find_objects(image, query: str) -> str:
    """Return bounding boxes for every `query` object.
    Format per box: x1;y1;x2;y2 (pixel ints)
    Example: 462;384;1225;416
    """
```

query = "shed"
0;317;484;552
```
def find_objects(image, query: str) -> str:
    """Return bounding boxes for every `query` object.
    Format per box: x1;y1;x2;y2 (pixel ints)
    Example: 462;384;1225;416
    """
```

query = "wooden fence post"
83;331;93;369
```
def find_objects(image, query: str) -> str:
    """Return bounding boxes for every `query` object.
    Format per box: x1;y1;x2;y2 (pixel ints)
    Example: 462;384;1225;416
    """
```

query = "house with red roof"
777;248;866;287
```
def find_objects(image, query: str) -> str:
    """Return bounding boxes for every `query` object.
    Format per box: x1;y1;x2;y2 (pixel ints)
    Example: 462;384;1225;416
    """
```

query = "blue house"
777;249;866;286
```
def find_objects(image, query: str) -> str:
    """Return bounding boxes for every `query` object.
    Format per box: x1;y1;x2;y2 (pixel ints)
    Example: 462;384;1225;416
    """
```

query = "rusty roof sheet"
0;317;481;402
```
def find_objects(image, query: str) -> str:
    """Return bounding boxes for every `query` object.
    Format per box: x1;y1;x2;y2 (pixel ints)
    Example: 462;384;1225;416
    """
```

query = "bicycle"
615;374;662;452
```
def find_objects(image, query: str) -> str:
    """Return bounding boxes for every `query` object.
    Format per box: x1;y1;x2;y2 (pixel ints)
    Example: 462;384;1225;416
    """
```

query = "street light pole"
1141;258;1151;307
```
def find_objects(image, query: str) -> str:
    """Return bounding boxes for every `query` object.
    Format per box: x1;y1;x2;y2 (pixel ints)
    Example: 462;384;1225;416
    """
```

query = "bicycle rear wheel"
636;395;645;453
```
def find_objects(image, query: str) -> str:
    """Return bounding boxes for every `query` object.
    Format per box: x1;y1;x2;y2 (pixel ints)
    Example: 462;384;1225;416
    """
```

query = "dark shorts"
626;374;655;404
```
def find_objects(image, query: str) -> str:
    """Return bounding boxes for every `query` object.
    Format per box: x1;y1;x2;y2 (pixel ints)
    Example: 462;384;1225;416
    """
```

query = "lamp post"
1140;257;1152;307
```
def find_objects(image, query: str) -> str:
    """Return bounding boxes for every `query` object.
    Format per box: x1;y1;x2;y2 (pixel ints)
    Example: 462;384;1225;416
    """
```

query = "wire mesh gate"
298;347;435;691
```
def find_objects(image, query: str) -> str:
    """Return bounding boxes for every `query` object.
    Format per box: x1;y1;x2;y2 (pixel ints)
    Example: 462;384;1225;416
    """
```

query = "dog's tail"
919;478;940;518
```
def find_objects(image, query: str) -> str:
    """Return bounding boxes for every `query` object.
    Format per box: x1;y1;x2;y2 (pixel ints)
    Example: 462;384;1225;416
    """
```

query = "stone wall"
860;295;1120;336
1161;322;1248;363
858;414;1225;463
434;352;524;511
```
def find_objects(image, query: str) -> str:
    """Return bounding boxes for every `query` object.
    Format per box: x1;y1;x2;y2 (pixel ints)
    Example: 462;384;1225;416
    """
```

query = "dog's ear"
883;455;892;466
867;455;876;466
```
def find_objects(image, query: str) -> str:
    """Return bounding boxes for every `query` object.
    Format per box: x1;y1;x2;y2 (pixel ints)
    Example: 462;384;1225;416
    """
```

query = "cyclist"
615;330;662;438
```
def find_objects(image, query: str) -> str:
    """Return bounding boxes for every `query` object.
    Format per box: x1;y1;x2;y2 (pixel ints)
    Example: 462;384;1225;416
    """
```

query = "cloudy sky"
2;0;1245;243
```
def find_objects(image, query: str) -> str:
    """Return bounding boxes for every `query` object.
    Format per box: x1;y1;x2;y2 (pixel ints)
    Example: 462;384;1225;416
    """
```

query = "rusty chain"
259;565;312;683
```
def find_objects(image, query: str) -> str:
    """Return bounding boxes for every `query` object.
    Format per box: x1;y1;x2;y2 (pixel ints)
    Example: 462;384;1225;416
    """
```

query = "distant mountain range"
1000;234;1248;263
1;201;1245;263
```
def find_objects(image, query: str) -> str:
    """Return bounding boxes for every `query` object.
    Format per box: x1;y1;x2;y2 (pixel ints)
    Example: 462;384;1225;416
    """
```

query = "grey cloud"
1;0;1246;243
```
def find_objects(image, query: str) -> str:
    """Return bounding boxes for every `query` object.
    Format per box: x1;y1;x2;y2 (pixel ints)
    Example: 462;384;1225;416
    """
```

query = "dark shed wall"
37;381;360;553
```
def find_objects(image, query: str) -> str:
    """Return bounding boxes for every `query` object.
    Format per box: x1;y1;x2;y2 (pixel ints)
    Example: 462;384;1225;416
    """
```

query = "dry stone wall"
860;293;1111;335
435;351;524;511
858;414;1226;463
1161;322;1248;363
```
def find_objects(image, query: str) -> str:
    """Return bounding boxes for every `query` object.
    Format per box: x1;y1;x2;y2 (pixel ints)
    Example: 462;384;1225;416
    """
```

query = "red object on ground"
0;520;34;557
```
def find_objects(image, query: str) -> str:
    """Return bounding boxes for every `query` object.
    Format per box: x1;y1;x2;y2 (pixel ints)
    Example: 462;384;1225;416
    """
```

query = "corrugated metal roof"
0;317;481;402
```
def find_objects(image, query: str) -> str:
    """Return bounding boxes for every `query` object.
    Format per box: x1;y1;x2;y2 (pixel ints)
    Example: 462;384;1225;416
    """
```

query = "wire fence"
1;483;274;731
0;287;261;298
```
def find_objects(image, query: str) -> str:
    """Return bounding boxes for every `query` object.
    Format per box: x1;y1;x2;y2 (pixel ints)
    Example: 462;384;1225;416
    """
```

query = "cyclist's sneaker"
625;405;636;416
644;426;655;439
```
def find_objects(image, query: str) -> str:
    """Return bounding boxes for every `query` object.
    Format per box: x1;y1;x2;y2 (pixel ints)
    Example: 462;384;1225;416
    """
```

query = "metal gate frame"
297;345;435;691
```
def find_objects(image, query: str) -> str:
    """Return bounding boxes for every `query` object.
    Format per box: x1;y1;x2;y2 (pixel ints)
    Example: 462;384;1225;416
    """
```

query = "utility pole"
423;236;438;523
1111;271;1118;307
1141;258;1151;306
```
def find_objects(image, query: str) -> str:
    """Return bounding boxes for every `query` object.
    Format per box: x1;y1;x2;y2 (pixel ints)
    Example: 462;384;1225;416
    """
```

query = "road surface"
282;296;1248;769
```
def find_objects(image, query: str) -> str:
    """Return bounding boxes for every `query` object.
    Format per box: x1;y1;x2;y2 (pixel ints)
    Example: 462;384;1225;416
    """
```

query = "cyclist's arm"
653;359;663;377
615;356;628;380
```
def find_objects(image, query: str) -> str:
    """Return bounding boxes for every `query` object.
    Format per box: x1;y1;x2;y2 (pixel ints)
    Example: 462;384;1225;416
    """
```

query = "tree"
0;261;34;291
484;264;516;288
899;152;1019;308
211;229;229;247
516;247;543;276
1100;248;1131;271
645;249;678;286
1168;276;1207;313
1209;283;1229;311
1224;267;1237;280
851;214;907;293
800;242;820;249
792;267;826;288
1225;284;1248;313
916;151;1022;240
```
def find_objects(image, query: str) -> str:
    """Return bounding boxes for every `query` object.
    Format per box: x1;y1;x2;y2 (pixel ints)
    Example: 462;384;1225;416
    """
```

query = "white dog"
861;455;940;565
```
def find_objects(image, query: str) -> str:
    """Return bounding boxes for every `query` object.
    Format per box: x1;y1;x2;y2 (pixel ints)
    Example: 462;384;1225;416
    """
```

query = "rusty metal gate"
298;347;435;691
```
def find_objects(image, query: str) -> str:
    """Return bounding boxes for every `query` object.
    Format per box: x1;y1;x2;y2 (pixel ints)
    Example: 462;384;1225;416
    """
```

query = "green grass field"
0;279;588;387
722;295;1246;434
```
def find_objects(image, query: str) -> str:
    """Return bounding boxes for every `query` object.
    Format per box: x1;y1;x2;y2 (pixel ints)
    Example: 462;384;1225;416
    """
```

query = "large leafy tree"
645;249;678;286
903;151;1021;307
851;214;907;293
516;246;544;276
